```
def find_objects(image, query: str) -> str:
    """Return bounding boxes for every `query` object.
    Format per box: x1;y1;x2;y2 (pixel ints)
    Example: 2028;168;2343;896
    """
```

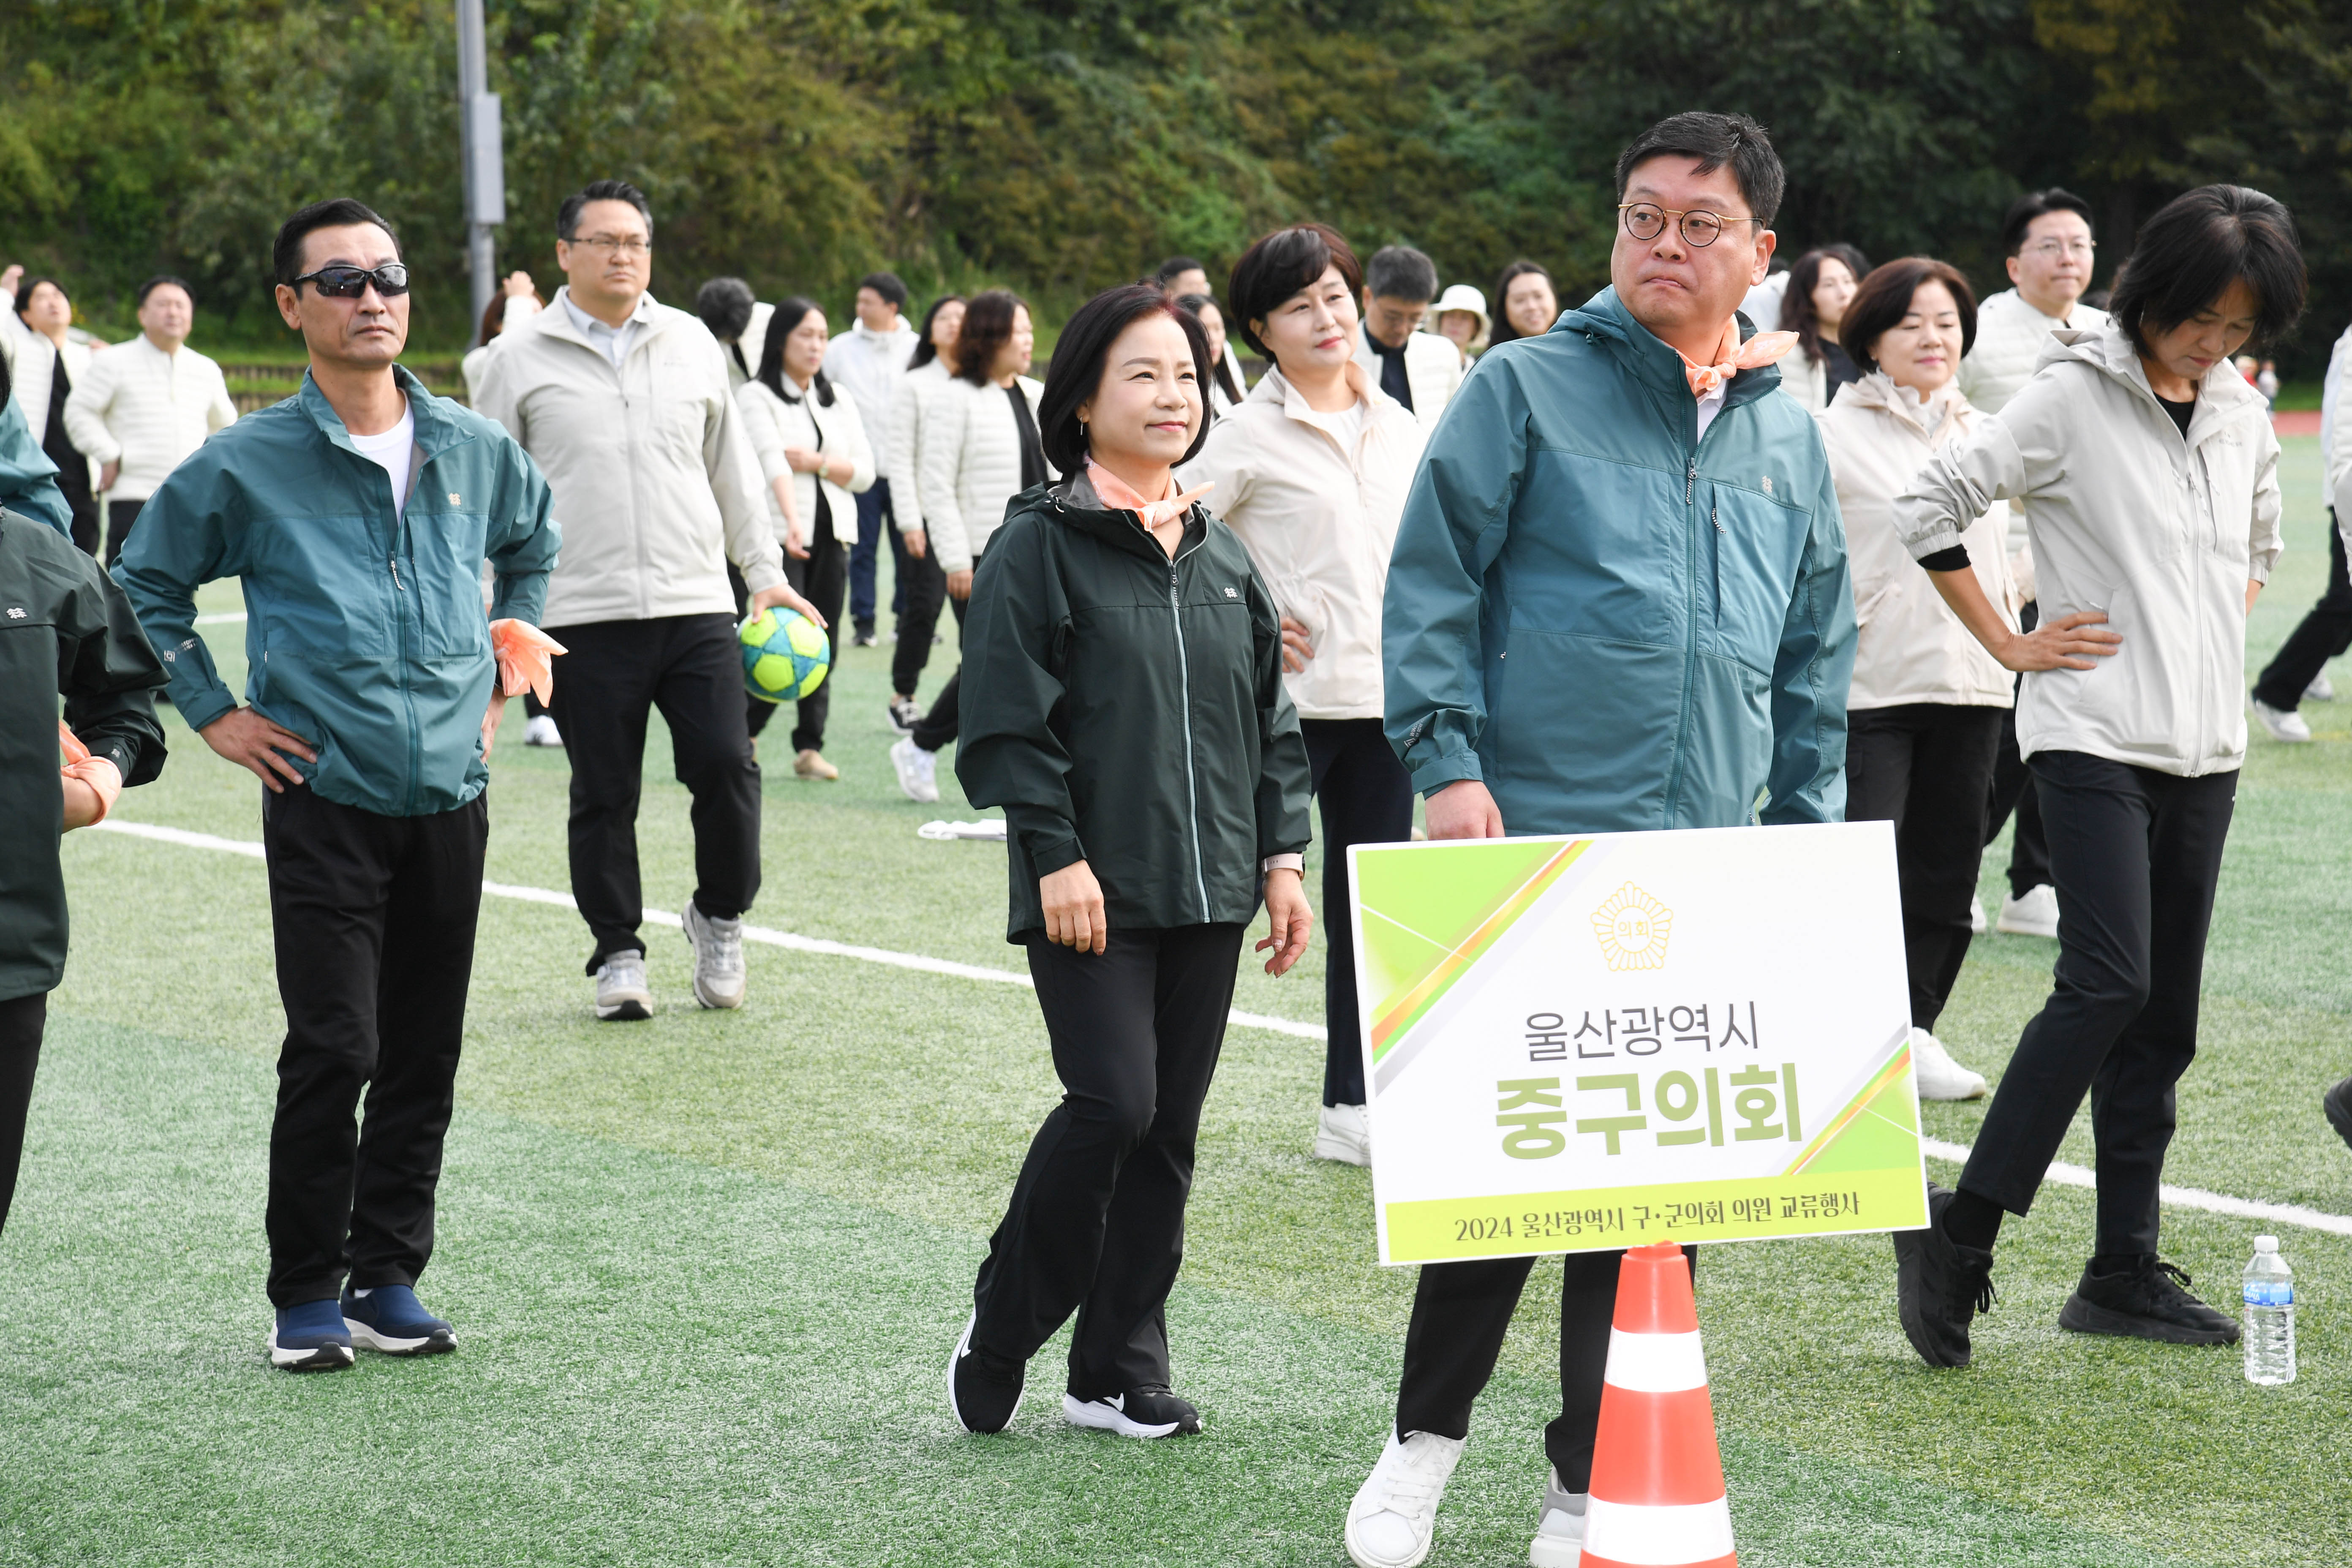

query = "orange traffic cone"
1579;1240;1736;1568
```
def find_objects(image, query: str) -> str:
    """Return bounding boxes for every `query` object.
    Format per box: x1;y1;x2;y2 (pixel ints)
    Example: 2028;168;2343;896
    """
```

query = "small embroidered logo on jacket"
448;491;462;504
4;607;24;619
1224;586;1239;598
1761;475;1774;495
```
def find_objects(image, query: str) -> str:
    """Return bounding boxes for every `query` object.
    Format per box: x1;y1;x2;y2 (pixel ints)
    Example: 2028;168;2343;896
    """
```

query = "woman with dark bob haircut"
945;283;1314;1441
1886;185;2303;1370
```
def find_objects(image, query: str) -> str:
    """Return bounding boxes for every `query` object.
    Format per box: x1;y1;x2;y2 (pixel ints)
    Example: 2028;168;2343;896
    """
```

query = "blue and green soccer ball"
740;605;830;704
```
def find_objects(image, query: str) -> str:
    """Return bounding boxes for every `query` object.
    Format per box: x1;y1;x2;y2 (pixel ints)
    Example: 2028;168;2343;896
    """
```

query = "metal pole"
456;0;504;346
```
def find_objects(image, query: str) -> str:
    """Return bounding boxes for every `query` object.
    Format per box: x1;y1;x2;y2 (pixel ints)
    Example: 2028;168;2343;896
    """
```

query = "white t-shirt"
349;401;416;519
1694;383;1728;443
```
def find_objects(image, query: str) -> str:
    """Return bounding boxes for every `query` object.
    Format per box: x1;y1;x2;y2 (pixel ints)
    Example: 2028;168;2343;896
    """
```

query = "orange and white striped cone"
1579;1240;1736;1568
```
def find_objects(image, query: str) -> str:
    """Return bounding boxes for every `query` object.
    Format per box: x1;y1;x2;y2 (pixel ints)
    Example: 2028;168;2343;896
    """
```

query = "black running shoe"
886;697;922;736
946;1315;1026;1434
1063;1384;1203;1438
2325;1076;2352;1152
2059;1255;2240;1345
1892;1182;1997;1368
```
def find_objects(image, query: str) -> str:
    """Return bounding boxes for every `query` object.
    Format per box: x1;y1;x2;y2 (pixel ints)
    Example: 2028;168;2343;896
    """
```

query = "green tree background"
4;0;2347;365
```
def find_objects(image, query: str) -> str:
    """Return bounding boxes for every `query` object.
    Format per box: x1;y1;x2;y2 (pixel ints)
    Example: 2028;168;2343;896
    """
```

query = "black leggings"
1303;719;1414;1105
1958;751;2236;1256
0;991;46;1241
971;923;1244;1398
1846;703;2004;1030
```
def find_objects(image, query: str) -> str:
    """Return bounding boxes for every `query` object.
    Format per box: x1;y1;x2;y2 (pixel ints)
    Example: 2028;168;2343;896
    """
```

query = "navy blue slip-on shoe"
341;1284;457;1356
269;1298;355;1372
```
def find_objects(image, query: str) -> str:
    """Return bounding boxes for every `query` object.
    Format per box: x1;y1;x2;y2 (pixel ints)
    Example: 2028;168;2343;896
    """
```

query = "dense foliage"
4;0;2348;365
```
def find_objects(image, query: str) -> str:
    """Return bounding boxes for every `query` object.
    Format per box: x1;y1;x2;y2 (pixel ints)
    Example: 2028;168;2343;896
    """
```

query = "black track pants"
1303;718;1413;1106
0;991;47;1240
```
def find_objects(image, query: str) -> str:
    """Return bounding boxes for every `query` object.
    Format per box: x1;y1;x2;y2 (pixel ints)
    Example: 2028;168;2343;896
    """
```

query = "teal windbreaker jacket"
1383;287;1854;833
116;368;560;817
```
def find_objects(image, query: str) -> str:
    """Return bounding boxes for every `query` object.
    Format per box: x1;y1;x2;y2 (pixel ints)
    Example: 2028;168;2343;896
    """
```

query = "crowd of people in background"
5;105;2349;1568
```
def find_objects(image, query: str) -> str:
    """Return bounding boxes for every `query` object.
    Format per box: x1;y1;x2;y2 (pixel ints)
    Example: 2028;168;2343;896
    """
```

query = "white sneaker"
683;900;746;1010
1995;883;2059;939
1345;1429;1465;1568
2307;673;2335;702
1315;1102;1372;1166
523;713;564;748
2251;696;2312;743
1529;1467;1587;1568
594;949;652;1021
1909;1026;1988;1101
1968;895;1987;935
890;736;941;803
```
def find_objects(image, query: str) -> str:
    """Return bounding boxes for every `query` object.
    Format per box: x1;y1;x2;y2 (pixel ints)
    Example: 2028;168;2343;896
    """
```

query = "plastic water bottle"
2242;1236;2296;1386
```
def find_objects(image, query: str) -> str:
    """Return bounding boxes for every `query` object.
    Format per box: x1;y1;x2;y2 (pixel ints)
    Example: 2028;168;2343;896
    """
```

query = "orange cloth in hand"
1087;461;1214;530
489;620;566;703
1676;318;1799;397
58;719;122;825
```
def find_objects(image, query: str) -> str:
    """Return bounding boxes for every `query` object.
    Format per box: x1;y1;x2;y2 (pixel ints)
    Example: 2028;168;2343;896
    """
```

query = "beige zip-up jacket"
61;334;235;501
1180;362;1424;720
472;286;784;627
735;377;876;548
1895;322;2281;777
887;358;951;539
1819;372;2015;711
916;373;1048;576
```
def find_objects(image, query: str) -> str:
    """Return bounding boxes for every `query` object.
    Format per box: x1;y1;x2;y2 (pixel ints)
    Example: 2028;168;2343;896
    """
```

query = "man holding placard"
1342;112;1860;1568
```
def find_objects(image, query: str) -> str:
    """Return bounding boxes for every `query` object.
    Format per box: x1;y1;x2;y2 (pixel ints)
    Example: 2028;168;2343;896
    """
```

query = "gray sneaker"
1529;1467;1587;1568
2251;695;2312;743
683;901;746;1009
594;949;653;1021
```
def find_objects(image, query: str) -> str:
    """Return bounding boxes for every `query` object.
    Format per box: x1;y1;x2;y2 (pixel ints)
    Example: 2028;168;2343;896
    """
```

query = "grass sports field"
5;439;2348;1567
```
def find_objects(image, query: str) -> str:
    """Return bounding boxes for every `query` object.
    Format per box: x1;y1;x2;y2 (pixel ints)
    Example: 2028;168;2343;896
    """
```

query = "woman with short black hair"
1778;242;1869;411
1182;222;1426;1166
1889;183;2303;1369
946;282;1313;1440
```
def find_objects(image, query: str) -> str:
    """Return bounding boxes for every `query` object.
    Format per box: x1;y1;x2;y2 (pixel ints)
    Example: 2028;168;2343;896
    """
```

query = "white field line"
192;611;248;626
88;817;1322;1042
87;817;2352;1234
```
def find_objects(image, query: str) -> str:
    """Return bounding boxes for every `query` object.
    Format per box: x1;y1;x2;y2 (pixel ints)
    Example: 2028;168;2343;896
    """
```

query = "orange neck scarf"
1675;317;1799;397
1087;460;1213;530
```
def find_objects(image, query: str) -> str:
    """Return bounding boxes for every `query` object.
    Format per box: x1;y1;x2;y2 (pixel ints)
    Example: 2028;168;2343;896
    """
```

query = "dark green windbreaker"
1;506;166;1001
954;480;1313;942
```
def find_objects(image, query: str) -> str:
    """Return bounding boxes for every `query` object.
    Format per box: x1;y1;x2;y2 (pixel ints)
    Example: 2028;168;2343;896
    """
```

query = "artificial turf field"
5;438;2349;1568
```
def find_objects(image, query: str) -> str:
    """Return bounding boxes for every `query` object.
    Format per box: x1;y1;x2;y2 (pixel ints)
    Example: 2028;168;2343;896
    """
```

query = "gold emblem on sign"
1591;882;1673;971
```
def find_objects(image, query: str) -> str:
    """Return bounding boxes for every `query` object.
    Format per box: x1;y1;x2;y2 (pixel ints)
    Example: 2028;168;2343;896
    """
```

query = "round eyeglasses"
1617;202;1759;249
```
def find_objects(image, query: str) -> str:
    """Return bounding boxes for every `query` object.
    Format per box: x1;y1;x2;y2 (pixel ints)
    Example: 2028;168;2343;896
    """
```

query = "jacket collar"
1555;286;1783;413
1253;360;1407;427
2042;320;2266;446
1044;474;1208;563
1837;370;1970;443
296;365;470;460
535;285;671;358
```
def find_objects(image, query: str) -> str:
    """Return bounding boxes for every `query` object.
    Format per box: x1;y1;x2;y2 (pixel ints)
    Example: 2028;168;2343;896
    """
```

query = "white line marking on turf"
89;817;1324;1042
192;611;248;625
1922;1137;2352;1238
84;817;2352;1228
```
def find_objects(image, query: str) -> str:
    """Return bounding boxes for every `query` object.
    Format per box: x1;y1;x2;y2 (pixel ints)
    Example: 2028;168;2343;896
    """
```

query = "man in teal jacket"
1346;114;1854;1568
116;199;560;1372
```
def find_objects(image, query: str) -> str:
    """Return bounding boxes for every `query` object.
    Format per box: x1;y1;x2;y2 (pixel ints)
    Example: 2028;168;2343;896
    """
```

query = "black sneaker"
1063;1384;1203;1438
886;697;922;736
1892;1182;1997;1368
2325;1076;2352;1152
852;621;878;649
946;1315;1025;1434
2059;1255;2240;1345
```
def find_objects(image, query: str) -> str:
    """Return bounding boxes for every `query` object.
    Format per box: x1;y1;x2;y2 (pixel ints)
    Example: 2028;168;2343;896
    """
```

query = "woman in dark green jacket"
947;283;1315;1440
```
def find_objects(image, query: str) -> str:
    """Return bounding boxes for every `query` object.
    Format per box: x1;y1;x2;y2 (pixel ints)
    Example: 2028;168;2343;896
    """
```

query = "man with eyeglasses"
114;197;562;1371
1349;112;1851;1568
474;179;821;1023
1957;190;2109;944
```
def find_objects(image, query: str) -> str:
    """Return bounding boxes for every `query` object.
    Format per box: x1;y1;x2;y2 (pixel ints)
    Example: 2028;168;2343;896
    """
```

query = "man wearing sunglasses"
1348;112;1852;1568
114;196;561;1372
474;179;820;1024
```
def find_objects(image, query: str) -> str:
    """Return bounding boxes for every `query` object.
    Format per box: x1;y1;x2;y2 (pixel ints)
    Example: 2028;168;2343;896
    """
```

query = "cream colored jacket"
734;377;876;549
1819;373;2015;711
1180;362;1425;720
0;294;99;492
1955;289;2112;417
61;334;235;501
1352;326;1462;431
887;357;951;537
2319;324;2352;543
1896;323;2281;777
916;373;1049;575
472;286;785;627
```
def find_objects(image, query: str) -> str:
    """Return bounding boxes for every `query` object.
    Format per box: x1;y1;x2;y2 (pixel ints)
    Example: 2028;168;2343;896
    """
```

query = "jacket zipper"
1168;533;1212;922
1663;450;1704;823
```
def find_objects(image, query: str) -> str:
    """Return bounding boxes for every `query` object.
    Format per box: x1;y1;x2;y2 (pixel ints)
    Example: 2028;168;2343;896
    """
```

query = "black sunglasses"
292;262;410;299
